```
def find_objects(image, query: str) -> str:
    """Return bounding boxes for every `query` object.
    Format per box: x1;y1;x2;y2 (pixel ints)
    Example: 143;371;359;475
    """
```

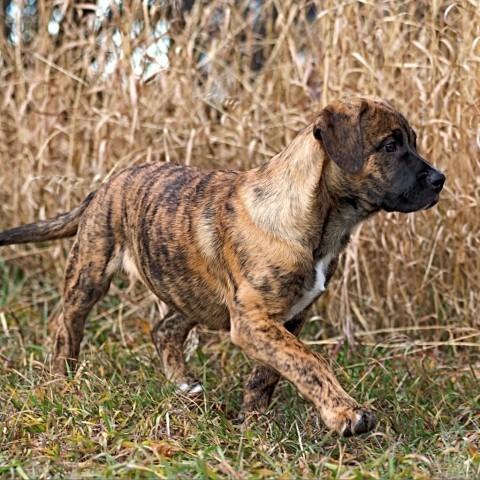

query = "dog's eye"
384;142;397;153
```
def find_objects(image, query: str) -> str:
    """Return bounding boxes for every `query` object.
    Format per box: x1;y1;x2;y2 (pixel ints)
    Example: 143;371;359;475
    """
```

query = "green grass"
0;263;479;479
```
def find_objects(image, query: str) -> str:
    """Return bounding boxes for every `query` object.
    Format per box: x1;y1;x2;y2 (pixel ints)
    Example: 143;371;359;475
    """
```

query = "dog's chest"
288;254;334;319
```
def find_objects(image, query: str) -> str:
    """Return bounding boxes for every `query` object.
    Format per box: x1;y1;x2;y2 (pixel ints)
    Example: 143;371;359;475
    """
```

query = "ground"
0;262;478;479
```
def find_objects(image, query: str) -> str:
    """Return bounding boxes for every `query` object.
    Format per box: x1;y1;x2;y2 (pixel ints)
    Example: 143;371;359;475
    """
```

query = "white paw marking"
177;382;203;395
188;384;203;395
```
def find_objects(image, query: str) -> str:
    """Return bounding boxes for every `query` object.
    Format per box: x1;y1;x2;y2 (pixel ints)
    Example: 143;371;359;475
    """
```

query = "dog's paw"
232;411;266;431
231;415;245;426
340;408;377;437
178;381;203;396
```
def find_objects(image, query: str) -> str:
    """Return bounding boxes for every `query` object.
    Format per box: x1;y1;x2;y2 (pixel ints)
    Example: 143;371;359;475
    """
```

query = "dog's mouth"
423;197;440;210
381;192;441;214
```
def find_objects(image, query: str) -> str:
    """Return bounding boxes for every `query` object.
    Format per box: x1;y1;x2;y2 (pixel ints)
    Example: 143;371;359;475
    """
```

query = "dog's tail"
0;191;96;246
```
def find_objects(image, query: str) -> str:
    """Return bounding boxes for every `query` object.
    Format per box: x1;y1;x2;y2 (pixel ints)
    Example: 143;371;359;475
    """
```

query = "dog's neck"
240;127;324;244
240;127;372;257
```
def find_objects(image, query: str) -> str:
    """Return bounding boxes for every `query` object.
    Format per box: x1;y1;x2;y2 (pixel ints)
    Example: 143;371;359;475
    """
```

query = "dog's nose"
426;170;445;192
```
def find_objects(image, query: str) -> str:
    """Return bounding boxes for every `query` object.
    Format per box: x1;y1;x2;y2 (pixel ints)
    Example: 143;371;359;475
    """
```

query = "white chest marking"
288;254;333;319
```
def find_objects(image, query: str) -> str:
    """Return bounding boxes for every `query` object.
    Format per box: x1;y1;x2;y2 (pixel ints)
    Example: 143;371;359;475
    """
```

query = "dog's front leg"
230;293;376;436
237;312;307;423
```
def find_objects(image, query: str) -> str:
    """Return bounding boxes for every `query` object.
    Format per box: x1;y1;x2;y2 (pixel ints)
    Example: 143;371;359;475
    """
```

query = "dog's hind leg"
53;237;114;375
151;309;201;394
237;312;307;423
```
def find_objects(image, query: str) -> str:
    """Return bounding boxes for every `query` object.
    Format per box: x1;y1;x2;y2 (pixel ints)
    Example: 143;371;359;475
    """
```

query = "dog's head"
313;97;445;213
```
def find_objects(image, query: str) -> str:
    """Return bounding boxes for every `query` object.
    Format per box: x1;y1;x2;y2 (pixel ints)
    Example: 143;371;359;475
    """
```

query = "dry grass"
1;0;478;335
0;0;479;478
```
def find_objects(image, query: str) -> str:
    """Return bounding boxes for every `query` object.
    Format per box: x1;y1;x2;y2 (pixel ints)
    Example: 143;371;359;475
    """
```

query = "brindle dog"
0;97;445;437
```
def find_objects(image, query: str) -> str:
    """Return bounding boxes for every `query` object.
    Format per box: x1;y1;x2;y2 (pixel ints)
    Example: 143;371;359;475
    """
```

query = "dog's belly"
153;283;231;330
180;300;231;330
123;248;231;330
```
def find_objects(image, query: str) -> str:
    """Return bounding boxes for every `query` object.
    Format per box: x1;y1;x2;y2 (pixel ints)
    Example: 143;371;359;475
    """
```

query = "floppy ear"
313;101;368;173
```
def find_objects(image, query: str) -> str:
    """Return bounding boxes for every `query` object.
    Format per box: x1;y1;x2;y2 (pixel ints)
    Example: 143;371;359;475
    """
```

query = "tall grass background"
0;0;478;342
